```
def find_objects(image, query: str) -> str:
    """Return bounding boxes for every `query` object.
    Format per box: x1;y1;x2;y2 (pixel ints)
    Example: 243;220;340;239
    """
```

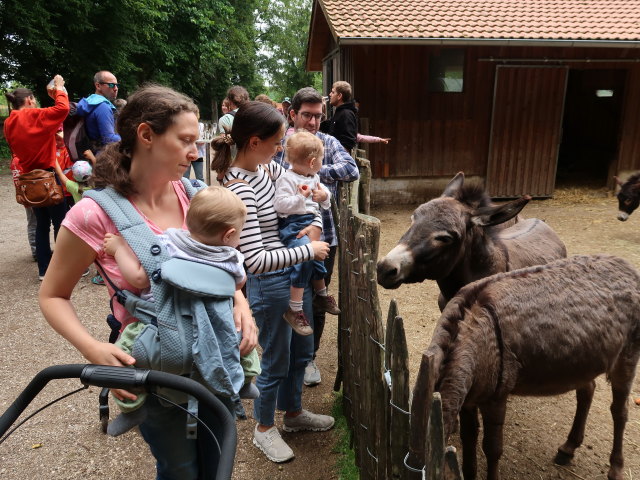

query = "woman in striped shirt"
211;101;335;463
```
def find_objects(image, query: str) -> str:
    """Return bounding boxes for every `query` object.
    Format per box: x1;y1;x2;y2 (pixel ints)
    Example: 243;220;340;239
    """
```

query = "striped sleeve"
226;168;314;274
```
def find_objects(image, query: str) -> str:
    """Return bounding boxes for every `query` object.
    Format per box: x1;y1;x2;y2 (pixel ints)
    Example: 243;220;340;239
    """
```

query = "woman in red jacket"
4;75;70;280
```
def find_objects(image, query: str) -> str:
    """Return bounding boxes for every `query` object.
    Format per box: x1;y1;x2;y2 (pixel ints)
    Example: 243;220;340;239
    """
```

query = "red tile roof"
318;0;640;42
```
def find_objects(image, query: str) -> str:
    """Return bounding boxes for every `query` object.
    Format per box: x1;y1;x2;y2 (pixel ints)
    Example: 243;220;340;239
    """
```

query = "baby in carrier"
103;185;260;436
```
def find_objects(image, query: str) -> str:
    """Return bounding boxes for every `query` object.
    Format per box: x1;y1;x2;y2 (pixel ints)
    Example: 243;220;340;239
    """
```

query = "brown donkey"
377;172;566;311
425;255;640;480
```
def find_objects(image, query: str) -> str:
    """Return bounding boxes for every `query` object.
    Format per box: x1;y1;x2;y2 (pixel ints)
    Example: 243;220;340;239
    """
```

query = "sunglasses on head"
99;82;119;88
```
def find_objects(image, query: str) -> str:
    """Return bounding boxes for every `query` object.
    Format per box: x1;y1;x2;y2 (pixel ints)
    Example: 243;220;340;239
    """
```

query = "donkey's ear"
441;171;465;197
471;195;531;227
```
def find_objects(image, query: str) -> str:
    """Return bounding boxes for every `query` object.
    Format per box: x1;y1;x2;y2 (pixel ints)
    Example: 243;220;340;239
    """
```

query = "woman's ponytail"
210;130;234;182
93;143;135;196
211;101;285;182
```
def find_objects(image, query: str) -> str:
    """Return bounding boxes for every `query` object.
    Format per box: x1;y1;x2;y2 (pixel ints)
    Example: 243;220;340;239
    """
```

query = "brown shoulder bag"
15;169;64;208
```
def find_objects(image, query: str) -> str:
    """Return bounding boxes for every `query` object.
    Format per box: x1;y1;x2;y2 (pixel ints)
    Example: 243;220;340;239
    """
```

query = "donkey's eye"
624;199;632;206
434;234;454;245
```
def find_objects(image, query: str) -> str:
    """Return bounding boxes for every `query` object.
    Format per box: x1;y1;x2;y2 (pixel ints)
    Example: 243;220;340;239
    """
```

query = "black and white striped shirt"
223;162;316;274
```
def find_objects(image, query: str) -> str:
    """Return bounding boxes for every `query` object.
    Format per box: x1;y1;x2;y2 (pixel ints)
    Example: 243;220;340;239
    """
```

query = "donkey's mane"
453;182;492;209
430;259;569;371
624;172;640;186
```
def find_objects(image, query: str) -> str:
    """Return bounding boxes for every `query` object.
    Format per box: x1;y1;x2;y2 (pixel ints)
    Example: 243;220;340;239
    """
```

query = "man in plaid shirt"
274;86;359;386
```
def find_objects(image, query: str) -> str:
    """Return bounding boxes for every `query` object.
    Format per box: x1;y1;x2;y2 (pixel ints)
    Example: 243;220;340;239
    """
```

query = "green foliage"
0;0;263;118
0;93;8;117
0;118;11;174
256;0;322;101
331;391;360;479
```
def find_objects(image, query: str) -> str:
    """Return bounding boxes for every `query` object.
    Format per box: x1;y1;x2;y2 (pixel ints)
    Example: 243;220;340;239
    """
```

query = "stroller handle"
0;364;237;480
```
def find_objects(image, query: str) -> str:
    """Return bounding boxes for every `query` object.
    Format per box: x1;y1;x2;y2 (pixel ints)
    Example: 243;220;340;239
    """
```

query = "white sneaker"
282;409;335;432
253;425;294;463
304;360;321;386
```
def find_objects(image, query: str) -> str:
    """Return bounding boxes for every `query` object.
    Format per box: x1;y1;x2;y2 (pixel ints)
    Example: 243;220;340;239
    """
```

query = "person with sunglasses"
75;70;122;286
76;70;121;152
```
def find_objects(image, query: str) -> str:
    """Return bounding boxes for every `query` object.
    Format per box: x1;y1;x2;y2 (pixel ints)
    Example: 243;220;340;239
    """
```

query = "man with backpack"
69;71;121;286
75;70;121;152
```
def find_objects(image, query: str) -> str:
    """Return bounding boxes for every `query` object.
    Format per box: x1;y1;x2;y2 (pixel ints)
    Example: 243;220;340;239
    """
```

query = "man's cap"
282;97;291;104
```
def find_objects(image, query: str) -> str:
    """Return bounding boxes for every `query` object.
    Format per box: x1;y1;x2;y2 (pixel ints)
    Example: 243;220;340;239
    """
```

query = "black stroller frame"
0;364;237;480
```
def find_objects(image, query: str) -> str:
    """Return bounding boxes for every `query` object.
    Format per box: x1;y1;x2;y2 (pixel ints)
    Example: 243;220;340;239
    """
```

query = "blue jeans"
183;159;204;182
279;214;327;288
247;268;314;426
33;200;68;276
139;394;233;480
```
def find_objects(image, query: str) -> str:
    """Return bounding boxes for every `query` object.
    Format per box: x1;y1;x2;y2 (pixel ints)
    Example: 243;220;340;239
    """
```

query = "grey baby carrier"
85;179;244;433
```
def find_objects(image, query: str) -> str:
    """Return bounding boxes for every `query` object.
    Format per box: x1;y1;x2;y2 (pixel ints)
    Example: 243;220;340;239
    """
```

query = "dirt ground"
1;172;640;479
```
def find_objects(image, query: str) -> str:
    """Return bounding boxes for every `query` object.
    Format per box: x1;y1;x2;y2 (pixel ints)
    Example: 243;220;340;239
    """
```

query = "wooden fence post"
386;301;410;480
407;352;437;478
367;275;387;479
426;393;445;480
355;156;371;215
384;299;399;373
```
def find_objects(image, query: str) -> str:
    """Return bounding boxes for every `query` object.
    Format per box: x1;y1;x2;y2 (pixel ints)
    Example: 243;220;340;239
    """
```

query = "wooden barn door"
486;65;568;198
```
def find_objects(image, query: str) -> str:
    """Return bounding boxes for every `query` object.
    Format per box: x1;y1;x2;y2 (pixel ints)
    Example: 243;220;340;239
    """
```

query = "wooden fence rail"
334;156;462;479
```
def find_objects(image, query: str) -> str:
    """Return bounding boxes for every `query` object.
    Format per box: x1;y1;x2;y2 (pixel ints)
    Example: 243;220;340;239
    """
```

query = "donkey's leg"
459;406;479;480
606;353;639;480
554;380;595;465
479;400;508;480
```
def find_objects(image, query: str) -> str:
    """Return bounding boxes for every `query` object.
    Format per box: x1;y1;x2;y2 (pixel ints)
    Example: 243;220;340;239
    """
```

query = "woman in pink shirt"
39;85;257;478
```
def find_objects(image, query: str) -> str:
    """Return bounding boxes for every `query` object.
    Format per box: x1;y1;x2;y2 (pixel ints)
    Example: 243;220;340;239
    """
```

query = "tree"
0;0;261;118
256;0;322;101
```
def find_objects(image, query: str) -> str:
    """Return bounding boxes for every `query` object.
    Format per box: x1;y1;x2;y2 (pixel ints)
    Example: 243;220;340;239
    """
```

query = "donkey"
615;173;640;221
377;172;567;310
424;254;640;480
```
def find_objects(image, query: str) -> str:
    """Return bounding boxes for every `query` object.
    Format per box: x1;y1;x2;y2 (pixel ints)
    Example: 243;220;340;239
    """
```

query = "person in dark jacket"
320;81;358;151
75;70;121;151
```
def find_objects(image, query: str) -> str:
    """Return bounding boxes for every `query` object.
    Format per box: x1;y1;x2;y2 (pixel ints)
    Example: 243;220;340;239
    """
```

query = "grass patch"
331;391;359;479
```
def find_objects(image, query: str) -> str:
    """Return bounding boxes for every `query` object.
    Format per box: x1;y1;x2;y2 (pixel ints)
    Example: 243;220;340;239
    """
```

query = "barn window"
428;49;465;93
595;89;614;98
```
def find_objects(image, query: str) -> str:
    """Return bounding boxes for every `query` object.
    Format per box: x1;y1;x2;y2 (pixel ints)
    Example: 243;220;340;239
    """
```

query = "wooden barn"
306;0;640;202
